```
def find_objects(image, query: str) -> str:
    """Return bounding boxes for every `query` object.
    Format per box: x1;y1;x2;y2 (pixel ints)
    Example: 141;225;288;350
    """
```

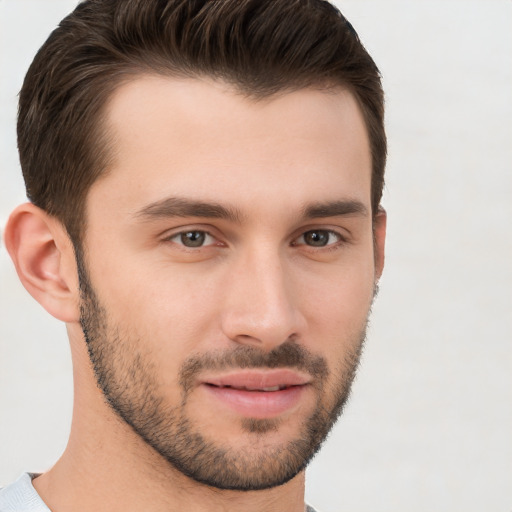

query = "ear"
373;206;387;280
4;203;80;323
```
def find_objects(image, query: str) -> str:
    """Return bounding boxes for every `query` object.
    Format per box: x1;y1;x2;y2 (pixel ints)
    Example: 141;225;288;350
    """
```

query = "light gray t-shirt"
0;473;50;511
1;473;319;511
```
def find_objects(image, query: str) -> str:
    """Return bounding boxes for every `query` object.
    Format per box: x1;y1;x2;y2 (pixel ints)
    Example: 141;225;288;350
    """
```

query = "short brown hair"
18;0;386;245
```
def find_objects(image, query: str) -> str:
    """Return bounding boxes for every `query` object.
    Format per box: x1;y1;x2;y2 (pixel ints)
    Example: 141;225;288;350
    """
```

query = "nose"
220;248;305;351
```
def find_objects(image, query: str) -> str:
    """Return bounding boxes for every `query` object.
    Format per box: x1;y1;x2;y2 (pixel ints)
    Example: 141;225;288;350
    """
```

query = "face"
78;76;384;490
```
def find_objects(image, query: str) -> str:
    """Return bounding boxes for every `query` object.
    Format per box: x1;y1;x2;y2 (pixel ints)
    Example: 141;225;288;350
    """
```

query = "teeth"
261;386;281;391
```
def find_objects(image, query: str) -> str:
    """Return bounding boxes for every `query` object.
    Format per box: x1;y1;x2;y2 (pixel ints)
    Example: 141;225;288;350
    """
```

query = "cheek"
298;257;375;331
95;260;223;362
91;240;217;319
293;255;375;373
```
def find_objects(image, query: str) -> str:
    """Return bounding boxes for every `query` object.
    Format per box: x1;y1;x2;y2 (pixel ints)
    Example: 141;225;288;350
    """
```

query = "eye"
294;229;342;248
167;230;216;248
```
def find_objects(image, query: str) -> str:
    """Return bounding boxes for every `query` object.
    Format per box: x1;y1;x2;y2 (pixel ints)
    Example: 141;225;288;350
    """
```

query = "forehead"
91;75;371;218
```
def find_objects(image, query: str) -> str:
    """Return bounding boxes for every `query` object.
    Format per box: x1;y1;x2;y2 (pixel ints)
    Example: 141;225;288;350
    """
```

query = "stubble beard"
77;252;369;491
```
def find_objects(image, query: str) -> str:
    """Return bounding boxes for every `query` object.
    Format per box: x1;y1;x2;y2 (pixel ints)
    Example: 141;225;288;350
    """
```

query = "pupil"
181;231;205;247
305;230;328;246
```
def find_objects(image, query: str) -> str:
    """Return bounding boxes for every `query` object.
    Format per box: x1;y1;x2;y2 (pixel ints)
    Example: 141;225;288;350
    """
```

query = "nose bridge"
221;243;302;348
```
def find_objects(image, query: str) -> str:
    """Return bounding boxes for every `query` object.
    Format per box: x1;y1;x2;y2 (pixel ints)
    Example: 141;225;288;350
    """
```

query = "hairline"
70;69;377;251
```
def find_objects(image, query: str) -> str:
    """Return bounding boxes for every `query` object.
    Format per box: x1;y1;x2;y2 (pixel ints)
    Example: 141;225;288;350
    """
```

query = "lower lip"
202;384;307;418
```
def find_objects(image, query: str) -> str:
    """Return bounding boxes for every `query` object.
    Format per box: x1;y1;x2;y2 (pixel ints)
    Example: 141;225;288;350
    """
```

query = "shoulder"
0;473;50;512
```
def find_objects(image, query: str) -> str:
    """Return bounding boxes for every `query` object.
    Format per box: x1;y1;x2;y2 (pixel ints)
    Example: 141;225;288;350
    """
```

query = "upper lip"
201;369;311;391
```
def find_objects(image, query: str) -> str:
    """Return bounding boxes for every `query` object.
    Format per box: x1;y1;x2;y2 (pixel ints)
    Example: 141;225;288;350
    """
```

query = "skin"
5;75;386;512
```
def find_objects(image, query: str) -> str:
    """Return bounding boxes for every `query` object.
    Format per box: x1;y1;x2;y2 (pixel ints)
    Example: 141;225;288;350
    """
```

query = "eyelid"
291;225;349;245
169;231;215;247
161;225;223;248
293;229;343;246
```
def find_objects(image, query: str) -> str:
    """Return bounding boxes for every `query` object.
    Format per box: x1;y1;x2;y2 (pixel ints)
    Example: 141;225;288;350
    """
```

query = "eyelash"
164;230;219;249
291;229;345;250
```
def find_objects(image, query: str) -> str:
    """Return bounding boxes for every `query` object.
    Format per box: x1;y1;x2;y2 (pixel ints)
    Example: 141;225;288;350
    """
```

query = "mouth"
203;368;310;389
199;370;311;418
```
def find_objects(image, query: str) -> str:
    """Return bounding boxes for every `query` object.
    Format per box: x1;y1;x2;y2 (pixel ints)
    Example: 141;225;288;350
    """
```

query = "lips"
200;370;311;418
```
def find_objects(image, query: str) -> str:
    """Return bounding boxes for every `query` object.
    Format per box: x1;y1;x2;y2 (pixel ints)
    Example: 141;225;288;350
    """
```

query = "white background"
1;1;511;510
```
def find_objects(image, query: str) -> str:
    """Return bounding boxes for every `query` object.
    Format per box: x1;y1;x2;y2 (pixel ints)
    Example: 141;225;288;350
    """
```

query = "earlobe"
373;206;387;280
4;203;80;323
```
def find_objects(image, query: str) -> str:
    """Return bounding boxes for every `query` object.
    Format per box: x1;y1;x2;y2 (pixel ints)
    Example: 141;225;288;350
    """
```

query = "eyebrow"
134;196;368;224
302;200;368;219
134;197;243;223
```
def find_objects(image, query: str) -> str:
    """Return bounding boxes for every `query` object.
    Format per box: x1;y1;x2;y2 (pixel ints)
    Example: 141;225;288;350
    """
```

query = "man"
0;0;386;510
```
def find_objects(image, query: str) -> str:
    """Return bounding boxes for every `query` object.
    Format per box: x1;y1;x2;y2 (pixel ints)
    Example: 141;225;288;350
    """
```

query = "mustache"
179;340;328;393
